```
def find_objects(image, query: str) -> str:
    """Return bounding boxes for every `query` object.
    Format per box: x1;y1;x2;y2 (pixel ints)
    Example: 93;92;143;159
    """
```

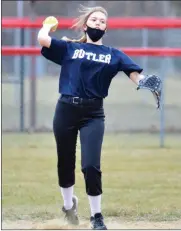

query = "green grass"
2;133;181;223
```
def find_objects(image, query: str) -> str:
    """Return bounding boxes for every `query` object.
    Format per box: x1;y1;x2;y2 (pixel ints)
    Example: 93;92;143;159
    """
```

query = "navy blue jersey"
41;38;143;98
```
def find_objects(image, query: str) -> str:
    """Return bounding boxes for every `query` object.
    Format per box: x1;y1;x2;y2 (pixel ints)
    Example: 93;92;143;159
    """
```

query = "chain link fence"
2;1;181;134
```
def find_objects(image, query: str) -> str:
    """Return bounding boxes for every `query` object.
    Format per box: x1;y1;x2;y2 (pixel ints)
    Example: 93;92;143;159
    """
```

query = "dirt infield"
2;218;181;229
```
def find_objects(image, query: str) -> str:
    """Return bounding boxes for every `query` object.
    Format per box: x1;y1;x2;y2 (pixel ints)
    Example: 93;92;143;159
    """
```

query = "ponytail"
61;34;87;43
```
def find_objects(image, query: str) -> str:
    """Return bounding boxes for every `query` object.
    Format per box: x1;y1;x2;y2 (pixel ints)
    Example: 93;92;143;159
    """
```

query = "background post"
29;0;37;132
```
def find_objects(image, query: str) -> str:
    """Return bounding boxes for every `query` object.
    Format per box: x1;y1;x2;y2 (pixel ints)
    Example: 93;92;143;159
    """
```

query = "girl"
37;5;145;230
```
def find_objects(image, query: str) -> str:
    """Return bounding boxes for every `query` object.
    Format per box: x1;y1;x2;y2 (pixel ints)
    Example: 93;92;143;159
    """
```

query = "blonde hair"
62;5;108;43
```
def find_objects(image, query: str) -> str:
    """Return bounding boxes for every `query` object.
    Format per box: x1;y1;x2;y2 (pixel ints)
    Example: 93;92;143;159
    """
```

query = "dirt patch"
2;218;181;230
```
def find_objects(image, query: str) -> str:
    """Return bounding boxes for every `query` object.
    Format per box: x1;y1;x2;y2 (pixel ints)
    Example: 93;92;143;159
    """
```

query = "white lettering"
72;49;112;64
92;53;97;61
85;52;92;60
105;54;111;64
99;54;106;63
78;49;85;58
72;49;79;59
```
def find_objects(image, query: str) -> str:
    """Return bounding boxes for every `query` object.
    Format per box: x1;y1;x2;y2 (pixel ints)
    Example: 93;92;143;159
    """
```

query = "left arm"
115;49;162;108
129;71;145;85
115;49;144;84
130;72;162;109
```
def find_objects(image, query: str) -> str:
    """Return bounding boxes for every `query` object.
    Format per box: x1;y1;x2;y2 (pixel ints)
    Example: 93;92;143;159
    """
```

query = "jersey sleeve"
41;38;68;65
114;49;143;77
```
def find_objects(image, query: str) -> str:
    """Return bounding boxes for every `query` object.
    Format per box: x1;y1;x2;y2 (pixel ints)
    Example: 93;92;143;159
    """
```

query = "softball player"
37;5;145;230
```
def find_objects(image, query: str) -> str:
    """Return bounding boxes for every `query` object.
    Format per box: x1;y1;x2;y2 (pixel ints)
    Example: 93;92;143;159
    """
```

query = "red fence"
2;17;181;29
2;17;181;139
2;17;181;56
2;47;181;56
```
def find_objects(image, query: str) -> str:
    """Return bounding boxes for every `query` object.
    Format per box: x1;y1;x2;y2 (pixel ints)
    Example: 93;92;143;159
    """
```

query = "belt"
60;95;103;105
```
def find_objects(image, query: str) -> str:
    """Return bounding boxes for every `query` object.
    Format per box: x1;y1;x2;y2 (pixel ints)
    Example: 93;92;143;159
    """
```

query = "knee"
82;165;101;177
57;164;75;188
82;166;102;196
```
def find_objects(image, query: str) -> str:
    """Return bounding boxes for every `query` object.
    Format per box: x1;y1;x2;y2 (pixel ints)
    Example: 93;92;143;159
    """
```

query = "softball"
43;16;58;32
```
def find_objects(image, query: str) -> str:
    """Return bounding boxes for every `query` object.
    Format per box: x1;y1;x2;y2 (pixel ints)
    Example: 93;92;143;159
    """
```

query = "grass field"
2;133;181;229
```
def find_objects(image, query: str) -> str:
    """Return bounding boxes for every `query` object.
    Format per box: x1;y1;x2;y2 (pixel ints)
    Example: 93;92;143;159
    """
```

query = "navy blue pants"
53;95;105;196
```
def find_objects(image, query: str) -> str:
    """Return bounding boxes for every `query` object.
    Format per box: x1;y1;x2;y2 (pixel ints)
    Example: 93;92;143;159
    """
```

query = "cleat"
90;213;107;230
62;195;79;225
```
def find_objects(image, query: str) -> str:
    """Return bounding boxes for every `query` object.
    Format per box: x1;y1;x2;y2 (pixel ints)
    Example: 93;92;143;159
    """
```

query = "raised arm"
37;16;58;48
37;17;68;65
38;24;52;48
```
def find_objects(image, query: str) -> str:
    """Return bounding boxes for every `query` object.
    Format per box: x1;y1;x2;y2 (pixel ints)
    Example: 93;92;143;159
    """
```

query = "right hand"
42;16;58;32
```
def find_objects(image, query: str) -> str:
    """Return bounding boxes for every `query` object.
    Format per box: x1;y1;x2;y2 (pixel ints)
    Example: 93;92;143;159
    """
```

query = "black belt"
60;95;103;105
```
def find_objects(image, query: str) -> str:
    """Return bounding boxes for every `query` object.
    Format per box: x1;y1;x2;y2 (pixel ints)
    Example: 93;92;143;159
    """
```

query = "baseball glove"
137;75;162;109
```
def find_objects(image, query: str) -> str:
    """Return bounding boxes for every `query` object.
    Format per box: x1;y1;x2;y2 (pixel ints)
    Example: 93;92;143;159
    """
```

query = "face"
84;11;107;31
